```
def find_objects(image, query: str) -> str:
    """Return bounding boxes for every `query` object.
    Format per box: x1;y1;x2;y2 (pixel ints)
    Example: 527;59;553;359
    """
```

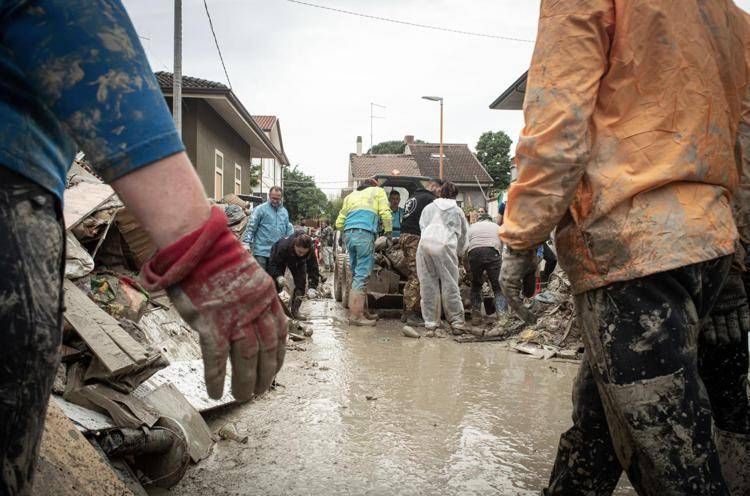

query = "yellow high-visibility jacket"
336;186;392;234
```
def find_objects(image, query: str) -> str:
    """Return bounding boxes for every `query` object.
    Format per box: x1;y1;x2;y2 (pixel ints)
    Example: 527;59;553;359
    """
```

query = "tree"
247;163;261;188
325;197;343;225
282;165;328;222
475;130;513;193
367;139;425;154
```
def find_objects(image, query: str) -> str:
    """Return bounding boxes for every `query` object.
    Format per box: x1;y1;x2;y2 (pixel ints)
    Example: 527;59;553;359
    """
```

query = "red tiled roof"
407;143;493;184
349;154;421;179
155;71;228;90
251;115;277;132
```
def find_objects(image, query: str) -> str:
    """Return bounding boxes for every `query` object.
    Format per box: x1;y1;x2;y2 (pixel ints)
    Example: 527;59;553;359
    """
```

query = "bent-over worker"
268;232;320;320
467;213;506;325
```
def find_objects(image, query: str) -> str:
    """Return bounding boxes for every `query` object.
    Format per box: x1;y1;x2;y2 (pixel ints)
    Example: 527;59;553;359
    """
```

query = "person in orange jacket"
499;1;750;494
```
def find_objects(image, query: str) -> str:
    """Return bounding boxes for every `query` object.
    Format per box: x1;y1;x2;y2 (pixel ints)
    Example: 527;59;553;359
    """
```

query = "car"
333;175;432;311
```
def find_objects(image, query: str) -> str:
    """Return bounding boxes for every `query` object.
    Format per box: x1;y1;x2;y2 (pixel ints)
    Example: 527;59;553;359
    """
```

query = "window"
263;158;274;179
234;163;242;194
214;150;224;199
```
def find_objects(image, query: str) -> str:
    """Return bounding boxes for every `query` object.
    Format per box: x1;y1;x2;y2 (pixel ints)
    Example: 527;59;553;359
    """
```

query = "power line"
284;0;535;43
203;0;233;88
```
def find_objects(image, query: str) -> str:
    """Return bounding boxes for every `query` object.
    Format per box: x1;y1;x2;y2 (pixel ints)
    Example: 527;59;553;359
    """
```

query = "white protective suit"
416;198;470;328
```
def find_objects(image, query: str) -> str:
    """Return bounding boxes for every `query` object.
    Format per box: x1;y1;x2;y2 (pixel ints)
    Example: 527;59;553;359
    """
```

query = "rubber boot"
363;296;379;321
291;294;306;320
451;321;467;335
494;294;508;320
470;292;482;326
401;310;424;326
715;428;750;495
349;290;376;326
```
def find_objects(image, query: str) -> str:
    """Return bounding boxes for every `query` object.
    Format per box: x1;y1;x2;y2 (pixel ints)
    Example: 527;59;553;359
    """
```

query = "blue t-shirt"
0;0;184;200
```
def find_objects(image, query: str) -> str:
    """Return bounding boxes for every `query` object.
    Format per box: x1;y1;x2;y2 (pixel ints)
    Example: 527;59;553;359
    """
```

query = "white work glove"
307;288;318;299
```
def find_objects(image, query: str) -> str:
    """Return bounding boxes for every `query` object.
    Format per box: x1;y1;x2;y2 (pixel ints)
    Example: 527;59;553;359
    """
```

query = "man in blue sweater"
242;186;294;271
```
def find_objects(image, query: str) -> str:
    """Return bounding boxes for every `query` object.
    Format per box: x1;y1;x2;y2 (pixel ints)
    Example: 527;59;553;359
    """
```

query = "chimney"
404;135;415;145
356;136;363;156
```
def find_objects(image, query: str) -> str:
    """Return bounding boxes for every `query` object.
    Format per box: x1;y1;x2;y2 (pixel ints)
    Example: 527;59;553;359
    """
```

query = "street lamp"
422;96;444;180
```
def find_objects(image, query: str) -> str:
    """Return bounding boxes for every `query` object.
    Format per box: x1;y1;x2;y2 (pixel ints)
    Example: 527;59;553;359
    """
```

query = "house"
249;115;289;198
348;135;494;209
156;72;287;199
489;71;526;194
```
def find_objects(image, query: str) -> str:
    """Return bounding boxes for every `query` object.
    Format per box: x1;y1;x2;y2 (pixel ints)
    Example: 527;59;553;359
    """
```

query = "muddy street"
172;299;634;496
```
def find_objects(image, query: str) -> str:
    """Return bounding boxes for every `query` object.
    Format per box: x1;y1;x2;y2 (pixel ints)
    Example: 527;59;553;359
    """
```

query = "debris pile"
40;157;256;494
456;271;584;360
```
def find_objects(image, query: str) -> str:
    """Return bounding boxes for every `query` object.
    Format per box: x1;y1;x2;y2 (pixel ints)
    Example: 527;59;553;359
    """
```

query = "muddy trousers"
546;256;748;496
400;233;421;313
416;245;464;328
468;247;504;312
0;168;64;496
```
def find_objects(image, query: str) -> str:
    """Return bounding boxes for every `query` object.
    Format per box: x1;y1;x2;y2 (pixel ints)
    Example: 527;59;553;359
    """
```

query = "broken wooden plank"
115;208;157;267
63;181;115;230
68;384;159;429
64;280;148;377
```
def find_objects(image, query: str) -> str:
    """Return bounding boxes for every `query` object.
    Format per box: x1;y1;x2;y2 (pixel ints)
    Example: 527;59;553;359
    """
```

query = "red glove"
141;207;287;401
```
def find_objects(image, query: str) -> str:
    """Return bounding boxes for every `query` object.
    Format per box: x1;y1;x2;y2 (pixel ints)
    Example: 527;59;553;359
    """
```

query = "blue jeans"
345;229;375;291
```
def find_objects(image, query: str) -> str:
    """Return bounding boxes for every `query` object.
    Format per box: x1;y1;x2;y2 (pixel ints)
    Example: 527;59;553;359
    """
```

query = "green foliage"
282;165;328;222
247;163;261;188
475;130;513;193
325;197;343;225
367;139;425;154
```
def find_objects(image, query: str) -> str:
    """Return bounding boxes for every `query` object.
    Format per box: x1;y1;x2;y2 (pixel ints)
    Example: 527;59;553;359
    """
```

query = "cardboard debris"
140;383;214;462
115;208;157;267
64;279;149;377
133;360;235;412
65;232;95;279
63;181;116;231
52;395;115;433
67;383;159;429
34;401;134;496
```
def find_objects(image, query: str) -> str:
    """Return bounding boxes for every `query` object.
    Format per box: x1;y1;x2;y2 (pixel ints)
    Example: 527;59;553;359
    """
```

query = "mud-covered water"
173;300;634;495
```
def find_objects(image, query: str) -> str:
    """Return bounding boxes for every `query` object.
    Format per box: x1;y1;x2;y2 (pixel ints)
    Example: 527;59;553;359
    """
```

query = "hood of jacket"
434;198;457;211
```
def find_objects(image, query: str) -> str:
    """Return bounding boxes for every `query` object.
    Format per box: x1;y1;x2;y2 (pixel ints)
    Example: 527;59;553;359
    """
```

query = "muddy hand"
141;207;287;401
703;271;750;345
500;246;538;325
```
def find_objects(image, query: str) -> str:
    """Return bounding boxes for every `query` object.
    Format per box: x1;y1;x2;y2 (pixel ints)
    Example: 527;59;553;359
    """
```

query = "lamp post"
422;96;444;180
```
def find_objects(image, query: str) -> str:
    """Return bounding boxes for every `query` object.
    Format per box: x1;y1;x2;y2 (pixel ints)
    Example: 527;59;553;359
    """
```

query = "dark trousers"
546;256;747;495
468;247;501;306
541;243;557;282
0;169;64;495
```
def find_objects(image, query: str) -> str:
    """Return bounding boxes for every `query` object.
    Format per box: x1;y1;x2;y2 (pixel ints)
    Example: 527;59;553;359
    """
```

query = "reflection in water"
176;300;634;496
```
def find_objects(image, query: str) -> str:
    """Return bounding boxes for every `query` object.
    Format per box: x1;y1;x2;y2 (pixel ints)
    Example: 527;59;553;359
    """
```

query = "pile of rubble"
39;157;256;495
454;267;583;360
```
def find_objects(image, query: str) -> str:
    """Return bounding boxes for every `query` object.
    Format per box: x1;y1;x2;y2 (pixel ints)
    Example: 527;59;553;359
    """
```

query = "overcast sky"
123;0;750;196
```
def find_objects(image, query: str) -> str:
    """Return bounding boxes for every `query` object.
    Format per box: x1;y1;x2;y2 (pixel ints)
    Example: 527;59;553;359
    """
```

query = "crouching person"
467;213;507;325
268;232;320;320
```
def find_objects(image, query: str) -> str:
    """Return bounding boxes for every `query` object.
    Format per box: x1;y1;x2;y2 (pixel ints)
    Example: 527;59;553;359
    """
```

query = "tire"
334;255;343;302
342;257;351;309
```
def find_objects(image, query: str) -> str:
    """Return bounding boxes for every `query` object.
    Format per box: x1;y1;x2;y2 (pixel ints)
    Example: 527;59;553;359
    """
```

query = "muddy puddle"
173;299;634;495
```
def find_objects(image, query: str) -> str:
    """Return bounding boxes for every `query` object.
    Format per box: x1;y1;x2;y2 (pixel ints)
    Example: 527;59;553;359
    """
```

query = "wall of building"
164;96;198;173
194;100;253;198
455;186;488;210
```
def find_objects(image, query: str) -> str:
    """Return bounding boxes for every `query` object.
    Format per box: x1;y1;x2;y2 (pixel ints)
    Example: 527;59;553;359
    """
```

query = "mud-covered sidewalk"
172;300;634;495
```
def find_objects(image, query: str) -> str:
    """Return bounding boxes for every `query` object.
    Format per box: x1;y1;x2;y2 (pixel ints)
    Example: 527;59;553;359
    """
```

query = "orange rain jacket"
500;0;750;294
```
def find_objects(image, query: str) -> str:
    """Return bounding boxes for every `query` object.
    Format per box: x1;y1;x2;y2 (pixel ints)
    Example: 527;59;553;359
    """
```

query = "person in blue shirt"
242;186;294;271
0;2;287;493
389;190;403;239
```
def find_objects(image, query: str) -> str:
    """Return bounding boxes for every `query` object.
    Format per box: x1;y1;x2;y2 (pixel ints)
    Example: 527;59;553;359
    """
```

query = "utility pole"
173;0;182;138
370;102;385;152
421;96;444;180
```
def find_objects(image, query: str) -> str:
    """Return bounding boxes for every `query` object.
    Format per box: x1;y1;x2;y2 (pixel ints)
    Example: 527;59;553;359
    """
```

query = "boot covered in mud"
349;290;377;326
451;321;467;335
401;310;424;326
494;294;508;320
291;291;306;321
470;292;483;326
715;428;750;495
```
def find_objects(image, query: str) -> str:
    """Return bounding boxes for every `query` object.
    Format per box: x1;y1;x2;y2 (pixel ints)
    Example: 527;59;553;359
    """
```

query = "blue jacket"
242;202;294;257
